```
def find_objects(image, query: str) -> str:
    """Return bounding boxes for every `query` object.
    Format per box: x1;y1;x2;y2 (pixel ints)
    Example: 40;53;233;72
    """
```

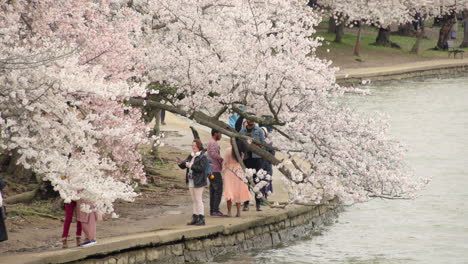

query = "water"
216;76;468;264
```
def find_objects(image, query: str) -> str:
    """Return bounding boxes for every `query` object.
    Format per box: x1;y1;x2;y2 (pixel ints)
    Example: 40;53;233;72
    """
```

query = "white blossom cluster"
0;0;147;214
141;0;428;204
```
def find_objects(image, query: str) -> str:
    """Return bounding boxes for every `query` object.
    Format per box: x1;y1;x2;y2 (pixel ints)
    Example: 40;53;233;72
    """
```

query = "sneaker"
81;240;97;247
210;211;224;217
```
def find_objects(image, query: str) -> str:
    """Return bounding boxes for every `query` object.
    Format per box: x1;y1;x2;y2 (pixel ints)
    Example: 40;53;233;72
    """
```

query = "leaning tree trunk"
436;13;457;50
354;23;362;56
460;11;468;48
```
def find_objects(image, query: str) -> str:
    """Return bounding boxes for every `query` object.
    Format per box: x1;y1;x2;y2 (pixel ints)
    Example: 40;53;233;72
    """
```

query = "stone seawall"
336;59;468;86
56;202;339;264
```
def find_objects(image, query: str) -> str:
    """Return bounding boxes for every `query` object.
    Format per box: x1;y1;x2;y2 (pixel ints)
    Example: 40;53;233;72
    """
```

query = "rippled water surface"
216;76;468;264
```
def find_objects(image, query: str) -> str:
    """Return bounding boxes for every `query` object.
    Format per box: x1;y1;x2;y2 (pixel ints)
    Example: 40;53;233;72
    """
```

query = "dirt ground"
0;135;193;255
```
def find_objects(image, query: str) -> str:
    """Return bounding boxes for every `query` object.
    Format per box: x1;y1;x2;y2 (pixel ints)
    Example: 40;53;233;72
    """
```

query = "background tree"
0;0;148;214
132;0;427;204
460;10;468;47
317;0;410;56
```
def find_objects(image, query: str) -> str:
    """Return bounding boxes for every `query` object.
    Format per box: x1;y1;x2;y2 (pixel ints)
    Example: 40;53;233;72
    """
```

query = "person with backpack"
240;118;266;211
207;129;224;217
177;139;209;226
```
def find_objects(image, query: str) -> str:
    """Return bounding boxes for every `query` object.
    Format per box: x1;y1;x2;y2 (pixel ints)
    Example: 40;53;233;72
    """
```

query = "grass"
316;29;468;59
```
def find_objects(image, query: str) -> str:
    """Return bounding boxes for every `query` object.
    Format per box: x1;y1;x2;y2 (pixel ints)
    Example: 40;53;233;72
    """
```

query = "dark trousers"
209;172;223;213
243;158;263;207
0;213;7;242
160;110;166;123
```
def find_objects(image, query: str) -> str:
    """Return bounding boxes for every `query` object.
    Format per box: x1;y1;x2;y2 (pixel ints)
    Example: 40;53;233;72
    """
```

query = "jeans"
209;172;223;213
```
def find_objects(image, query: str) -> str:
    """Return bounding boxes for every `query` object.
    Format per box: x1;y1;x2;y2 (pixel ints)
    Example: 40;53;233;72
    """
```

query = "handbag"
1;206;6;220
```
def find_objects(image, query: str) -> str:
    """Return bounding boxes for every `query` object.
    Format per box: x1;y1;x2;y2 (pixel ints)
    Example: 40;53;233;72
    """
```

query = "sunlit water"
215;76;468;264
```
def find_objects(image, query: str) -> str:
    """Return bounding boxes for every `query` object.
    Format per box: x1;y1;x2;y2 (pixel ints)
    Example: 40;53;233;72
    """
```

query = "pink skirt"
223;165;252;203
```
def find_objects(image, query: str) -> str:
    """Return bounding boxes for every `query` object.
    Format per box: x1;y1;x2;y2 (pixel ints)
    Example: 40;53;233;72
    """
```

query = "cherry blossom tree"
316;0;411;55
405;0;468;50
0;0;148;214
129;0;427;205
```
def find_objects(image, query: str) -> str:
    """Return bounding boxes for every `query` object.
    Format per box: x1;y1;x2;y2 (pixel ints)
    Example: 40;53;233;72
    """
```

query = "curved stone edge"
336;61;468;86
7;200;341;264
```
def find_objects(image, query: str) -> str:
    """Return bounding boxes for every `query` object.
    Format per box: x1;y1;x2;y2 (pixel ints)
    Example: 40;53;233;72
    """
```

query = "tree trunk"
460;11;468;48
410;20;426;54
151;108;162;158
436;13;457;50
398;23;416;36
335;21;345;43
328;17;337;33
410;27;425;54
373;27;401;49
375;27;391;46
354;23;362;57
127;98;304;185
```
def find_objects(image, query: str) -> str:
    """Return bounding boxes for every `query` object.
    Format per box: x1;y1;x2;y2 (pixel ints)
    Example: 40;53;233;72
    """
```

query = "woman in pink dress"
76;200;102;247
223;142;252;217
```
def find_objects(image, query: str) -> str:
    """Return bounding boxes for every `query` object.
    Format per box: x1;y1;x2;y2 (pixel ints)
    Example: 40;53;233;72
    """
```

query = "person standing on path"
260;127;274;200
223;140;252;217
178;139;209;226
76;200;102;247
61;199;82;248
207;129;224;217
0;177;8;242
240;118;266;212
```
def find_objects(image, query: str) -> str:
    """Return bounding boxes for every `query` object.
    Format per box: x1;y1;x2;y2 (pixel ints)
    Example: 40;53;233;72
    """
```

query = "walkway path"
337;58;468;85
2;58;466;263
0;112;289;264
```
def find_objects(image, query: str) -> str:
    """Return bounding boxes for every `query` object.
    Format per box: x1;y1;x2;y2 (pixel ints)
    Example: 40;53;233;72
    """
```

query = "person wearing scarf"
178;139;208;226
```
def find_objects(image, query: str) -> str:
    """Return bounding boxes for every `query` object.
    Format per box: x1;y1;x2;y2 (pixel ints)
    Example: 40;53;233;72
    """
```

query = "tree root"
4;188;39;204
7;206;62;221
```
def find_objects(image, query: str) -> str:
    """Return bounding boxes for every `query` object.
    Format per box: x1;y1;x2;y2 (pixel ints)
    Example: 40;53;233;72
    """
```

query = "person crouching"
177;139;208;226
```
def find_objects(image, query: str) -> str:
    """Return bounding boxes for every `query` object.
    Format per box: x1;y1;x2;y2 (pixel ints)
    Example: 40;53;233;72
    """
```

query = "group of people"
60;199;102;248
0;117;274;248
178;118;274;226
